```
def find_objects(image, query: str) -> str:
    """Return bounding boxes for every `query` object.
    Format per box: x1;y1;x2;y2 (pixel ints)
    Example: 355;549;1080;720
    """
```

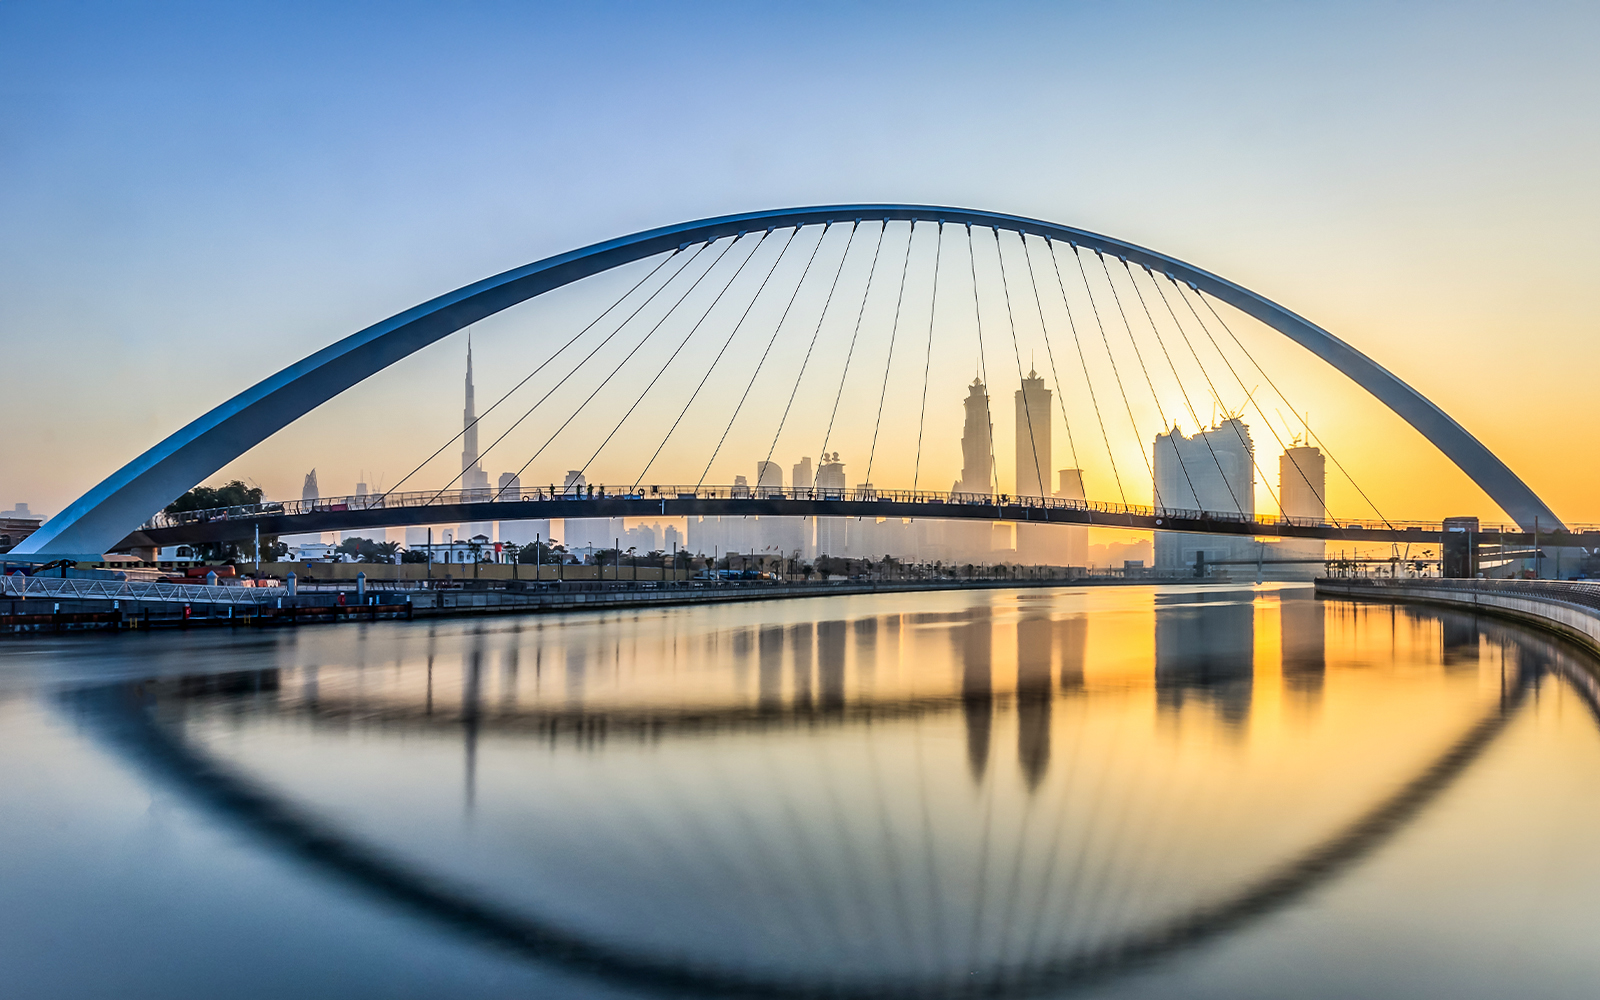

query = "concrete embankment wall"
1316;578;1600;656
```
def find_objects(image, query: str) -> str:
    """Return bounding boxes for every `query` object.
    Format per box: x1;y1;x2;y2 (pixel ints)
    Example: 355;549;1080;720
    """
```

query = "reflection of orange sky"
243;586;1509;823
167;584;1536;972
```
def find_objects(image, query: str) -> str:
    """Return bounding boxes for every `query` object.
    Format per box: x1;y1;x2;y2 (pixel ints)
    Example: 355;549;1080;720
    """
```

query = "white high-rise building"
756;460;783;496
1277;444;1327;569
1153;419;1255;572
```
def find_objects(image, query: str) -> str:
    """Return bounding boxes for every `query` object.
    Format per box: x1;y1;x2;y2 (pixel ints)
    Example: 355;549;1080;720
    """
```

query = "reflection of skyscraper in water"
1154;591;1254;726
957;610;994;783
1440;611;1481;668
1278;590;1325;700
758;625;784;710
1017;615;1053;790
1056;614;1088;691
789;622;814;709
818;619;846;712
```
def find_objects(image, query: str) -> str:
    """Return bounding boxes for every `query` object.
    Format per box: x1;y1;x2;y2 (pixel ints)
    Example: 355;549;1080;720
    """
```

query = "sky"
3;0;1598;527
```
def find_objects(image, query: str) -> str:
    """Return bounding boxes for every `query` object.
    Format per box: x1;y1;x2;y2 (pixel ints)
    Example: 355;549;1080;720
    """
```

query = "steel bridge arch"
16;204;1564;559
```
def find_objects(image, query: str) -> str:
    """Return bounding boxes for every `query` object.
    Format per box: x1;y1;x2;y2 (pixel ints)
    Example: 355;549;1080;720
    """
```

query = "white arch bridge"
12;204;1581;561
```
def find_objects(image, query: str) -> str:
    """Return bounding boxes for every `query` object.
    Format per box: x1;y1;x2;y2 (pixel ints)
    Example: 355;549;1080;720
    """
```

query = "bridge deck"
124;487;1596;549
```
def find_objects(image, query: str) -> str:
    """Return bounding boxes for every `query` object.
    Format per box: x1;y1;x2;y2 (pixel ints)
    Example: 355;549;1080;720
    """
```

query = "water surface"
4;583;1600;998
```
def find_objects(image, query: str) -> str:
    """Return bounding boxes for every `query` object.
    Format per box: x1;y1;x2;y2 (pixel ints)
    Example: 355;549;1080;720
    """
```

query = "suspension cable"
818;220;889;463
866;222;916;485
1145;267;1289;517
1160;276;1316;516
626;225;795;490
626;227;798;490
994;228;1044;499
1070;243;1157;505
1094;250;1201;513
764;222;860;470
697;224;827;490
1119;258;1248;516
581;229;773;488
1179;279;1389;526
377;249;685;505
912;223;944;492
1188;284;1386;523
488;235;746;498
1045;238;1125;504
422;243;711;505
1019;234;1079;471
967;224;1000;496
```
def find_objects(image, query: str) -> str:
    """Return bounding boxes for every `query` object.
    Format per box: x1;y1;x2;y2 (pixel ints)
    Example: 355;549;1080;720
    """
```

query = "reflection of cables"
378;249;684;505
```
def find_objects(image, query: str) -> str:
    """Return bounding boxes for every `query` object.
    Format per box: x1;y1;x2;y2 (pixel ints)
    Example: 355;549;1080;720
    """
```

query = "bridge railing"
1;574;287;604
140;485;1509;536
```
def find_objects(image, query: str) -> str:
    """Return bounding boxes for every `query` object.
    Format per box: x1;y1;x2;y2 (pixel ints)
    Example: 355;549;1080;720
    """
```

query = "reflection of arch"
19;204;1561;560
73;657;1530;999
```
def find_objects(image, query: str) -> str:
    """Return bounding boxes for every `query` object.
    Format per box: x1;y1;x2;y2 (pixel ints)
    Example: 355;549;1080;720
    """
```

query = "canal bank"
5;575;1188;635
1316;577;1600;657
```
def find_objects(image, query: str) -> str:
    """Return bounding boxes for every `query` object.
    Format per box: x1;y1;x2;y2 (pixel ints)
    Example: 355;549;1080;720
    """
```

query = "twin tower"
954;371;1083;505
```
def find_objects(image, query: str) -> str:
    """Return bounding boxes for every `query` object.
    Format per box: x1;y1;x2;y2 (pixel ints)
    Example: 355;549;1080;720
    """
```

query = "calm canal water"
4;583;1600;999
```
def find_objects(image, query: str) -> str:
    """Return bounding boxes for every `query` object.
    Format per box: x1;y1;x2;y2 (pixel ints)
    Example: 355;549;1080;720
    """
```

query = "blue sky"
4;1;1598;520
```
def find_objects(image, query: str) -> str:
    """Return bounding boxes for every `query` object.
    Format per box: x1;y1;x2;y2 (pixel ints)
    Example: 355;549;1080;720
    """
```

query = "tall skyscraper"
1277;443;1327;569
301;469;319;502
792;456;814;491
957;378;993;495
1153;419;1256;572
817;453;846;492
460;337;491;497
1014;370;1051;498
1279;445;1326;524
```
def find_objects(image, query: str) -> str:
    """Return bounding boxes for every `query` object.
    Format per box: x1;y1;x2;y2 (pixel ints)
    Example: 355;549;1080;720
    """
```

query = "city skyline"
5;5;1599;529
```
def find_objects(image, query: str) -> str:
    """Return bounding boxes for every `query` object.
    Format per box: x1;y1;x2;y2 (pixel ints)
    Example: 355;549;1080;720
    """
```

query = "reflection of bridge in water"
65;598;1600;999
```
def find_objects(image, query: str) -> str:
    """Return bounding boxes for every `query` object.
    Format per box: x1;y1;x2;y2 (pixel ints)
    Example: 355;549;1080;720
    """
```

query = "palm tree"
375;540;402;564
